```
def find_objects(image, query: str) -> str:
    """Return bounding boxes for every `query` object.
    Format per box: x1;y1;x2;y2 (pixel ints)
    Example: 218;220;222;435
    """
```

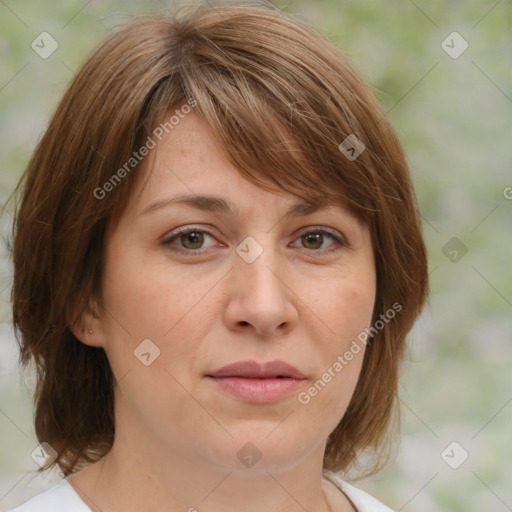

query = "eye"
163;225;347;256
291;228;346;254
162;226;218;254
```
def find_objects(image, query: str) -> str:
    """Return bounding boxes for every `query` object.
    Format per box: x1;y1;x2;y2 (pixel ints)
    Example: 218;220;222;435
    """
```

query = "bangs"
134;14;380;224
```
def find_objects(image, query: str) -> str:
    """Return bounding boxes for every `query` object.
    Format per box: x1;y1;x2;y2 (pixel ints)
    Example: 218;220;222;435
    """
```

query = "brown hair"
10;2;428;478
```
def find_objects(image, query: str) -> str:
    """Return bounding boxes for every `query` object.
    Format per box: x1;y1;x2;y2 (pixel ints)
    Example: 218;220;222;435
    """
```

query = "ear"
68;298;105;348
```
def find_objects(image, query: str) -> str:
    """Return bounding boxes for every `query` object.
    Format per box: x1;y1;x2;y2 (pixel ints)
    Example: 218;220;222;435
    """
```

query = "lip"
207;360;306;379
206;360;306;404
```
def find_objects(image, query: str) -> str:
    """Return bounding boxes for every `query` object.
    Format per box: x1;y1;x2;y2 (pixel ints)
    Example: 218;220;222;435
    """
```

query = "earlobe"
69;301;105;348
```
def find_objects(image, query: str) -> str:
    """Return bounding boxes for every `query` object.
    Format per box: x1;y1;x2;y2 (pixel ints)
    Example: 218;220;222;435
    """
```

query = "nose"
223;237;299;338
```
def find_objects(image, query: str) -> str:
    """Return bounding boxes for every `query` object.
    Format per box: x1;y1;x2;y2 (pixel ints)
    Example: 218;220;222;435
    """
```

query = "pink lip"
206;360;306;404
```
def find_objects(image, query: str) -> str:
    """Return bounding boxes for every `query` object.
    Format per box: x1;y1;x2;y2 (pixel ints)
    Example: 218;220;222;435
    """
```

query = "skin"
70;111;376;512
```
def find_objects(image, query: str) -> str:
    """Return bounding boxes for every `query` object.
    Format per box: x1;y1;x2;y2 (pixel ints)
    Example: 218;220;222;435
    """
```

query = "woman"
9;3;428;511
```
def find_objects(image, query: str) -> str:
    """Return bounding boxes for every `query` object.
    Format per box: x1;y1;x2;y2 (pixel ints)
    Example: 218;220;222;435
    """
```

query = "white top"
9;472;394;511
323;471;394;511
8;480;89;512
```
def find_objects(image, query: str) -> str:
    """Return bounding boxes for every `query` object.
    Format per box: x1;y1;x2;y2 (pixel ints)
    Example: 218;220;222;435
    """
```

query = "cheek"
300;270;375;424
315;266;376;353
101;242;209;341
99;247;210;443
99;243;221;394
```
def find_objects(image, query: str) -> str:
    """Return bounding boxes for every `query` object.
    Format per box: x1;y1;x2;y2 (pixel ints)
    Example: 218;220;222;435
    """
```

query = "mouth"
206;360;306;404
206;360;306;380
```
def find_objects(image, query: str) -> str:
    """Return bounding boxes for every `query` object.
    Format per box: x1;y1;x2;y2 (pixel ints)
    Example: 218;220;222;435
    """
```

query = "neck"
68;433;339;512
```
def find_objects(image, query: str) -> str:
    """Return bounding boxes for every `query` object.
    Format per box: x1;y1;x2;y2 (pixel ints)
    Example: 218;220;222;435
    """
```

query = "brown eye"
179;231;205;250
301;232;324;250
163;226;346;256
163;227;217;253
292;229;345;254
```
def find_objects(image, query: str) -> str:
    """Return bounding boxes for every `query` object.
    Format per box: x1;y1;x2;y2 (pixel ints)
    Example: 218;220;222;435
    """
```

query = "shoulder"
8;480;91;512
323;471;395;512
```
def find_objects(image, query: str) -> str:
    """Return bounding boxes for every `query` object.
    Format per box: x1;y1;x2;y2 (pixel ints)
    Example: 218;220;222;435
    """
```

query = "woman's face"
91;111;376;473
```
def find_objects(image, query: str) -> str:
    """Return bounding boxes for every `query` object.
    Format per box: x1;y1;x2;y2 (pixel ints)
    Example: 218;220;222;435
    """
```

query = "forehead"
138;112;254;196
116;110;364;230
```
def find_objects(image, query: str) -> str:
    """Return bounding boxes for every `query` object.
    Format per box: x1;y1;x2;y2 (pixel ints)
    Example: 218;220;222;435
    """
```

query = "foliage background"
1;1;511;511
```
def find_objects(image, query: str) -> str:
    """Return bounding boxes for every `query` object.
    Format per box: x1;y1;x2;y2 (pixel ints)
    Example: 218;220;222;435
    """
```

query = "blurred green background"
1;1;511;511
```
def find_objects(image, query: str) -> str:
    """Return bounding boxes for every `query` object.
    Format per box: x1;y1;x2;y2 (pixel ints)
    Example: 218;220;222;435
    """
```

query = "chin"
199;423;322;474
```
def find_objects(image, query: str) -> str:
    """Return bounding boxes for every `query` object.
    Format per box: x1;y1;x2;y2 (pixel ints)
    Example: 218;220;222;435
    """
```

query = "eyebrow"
140;194;326;218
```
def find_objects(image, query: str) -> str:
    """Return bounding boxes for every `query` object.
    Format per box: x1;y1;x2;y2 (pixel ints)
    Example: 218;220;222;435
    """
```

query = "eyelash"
162;226;348;256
